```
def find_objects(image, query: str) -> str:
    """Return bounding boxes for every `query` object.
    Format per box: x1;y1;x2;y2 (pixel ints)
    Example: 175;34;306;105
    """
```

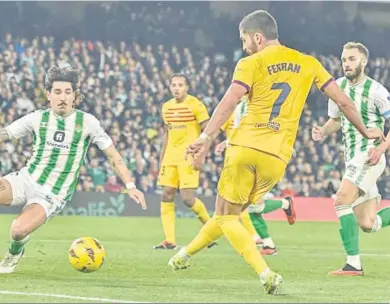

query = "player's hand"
127;188;147;210
311;124;325;141
367;147;385;166
185;137;208;161
215;141;227;156
365;128;385;142
192;148;207;170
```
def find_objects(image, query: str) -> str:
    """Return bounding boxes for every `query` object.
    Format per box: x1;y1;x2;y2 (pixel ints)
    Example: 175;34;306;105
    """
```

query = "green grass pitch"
0;215;389;303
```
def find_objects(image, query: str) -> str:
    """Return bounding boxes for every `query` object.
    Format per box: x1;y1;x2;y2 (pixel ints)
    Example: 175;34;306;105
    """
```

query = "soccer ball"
68;237;105;273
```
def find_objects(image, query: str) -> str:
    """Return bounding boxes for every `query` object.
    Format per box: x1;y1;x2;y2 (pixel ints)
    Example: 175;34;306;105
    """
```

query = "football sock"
262;237;276;249
377;207;390;229
161;202;175;244
346;255;361;270
186;216;223;256
215;215;269;275
191;198;211;224
250;213;270;239
335;205;360;268
263;199;284;213
9;235;30;255
240;210;258;238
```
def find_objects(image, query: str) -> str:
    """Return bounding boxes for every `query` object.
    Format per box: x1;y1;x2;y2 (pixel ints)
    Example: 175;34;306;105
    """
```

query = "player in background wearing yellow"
168;10;384;294
217;96;296;256
155;74;214;250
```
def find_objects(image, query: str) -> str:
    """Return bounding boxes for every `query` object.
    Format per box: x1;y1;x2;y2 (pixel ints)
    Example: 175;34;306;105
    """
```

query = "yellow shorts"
218;145;286;205
157;164;199;189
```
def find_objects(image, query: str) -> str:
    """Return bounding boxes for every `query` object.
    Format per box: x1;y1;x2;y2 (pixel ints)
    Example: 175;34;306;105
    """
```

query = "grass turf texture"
0;215;389;303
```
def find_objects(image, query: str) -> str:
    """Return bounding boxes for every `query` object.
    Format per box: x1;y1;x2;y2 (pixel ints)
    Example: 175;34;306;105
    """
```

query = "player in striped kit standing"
0;66;146;273
312;42;390;276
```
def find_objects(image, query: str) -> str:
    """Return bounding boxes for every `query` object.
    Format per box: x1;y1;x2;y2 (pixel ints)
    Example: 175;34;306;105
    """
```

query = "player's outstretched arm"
202;83;245;138
103;145;147;210
323;82;384;141
0;129;9;142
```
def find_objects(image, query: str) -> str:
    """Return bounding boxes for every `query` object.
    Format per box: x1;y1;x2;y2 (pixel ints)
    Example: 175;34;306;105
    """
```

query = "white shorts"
343;153;385;208
3;168;68;219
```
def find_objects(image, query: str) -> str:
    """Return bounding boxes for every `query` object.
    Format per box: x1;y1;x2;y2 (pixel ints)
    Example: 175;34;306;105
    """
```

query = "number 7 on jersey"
270;82;291;120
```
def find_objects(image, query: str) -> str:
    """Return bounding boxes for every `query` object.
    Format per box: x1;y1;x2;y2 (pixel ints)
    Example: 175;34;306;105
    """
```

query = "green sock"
263;199;283;214
378;207;390;228
249;213;270;239
9;236;30;255
336;206;359;255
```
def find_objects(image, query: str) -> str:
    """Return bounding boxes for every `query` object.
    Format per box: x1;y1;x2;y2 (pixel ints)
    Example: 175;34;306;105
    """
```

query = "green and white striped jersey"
328;77;390;162
233;97;248;129
5;109;113;201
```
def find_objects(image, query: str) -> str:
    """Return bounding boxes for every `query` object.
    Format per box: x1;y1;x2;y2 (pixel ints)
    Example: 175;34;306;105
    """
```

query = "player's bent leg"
180;189;211;224
354;198;378;233
155;186;177;249
214;195;282;294
0;204;47;274
355;196;390;233
240;209;262;246
168;216;223;270
250;213;278;255
329;179;363;276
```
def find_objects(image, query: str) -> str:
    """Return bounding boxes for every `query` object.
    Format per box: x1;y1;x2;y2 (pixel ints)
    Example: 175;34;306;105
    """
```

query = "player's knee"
10;220;29;241
358;217;376;233
334;191;354;206
162;188;176;202
181;193;195;207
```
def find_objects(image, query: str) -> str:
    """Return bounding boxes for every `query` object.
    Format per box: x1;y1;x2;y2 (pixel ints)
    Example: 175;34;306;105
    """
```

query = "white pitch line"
0;290;149;303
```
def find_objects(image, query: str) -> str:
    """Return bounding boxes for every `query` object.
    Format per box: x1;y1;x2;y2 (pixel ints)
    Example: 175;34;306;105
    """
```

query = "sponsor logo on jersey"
167;123;186;130
53;131;65;143
47;141;70;149
254;121;280;131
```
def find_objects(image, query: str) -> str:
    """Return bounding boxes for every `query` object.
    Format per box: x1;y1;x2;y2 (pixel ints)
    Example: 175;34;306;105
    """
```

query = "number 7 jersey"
229;45;333;163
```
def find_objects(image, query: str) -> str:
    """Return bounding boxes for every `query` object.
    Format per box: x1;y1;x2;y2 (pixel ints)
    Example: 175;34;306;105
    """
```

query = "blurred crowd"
1;2;390;199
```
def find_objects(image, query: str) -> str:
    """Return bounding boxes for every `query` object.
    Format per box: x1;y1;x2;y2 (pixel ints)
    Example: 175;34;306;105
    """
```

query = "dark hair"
169;73;190;86
44;65;80;91
239;10;279;40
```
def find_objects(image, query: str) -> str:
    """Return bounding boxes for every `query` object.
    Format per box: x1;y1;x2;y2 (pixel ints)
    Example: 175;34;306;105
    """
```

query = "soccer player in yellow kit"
218;97;297;256
155;74;213;249
168;10;384;294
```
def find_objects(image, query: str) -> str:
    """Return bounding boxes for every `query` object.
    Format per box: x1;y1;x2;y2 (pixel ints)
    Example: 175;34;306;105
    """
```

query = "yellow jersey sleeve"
313;58;334;91
193;99;210;124
232;57;257;93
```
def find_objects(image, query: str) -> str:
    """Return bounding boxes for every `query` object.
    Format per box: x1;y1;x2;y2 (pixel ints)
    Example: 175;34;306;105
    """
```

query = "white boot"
0;250;24;274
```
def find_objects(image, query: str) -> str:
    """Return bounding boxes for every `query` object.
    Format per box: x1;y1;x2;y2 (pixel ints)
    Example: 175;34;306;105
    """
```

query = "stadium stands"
1;2;390;198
